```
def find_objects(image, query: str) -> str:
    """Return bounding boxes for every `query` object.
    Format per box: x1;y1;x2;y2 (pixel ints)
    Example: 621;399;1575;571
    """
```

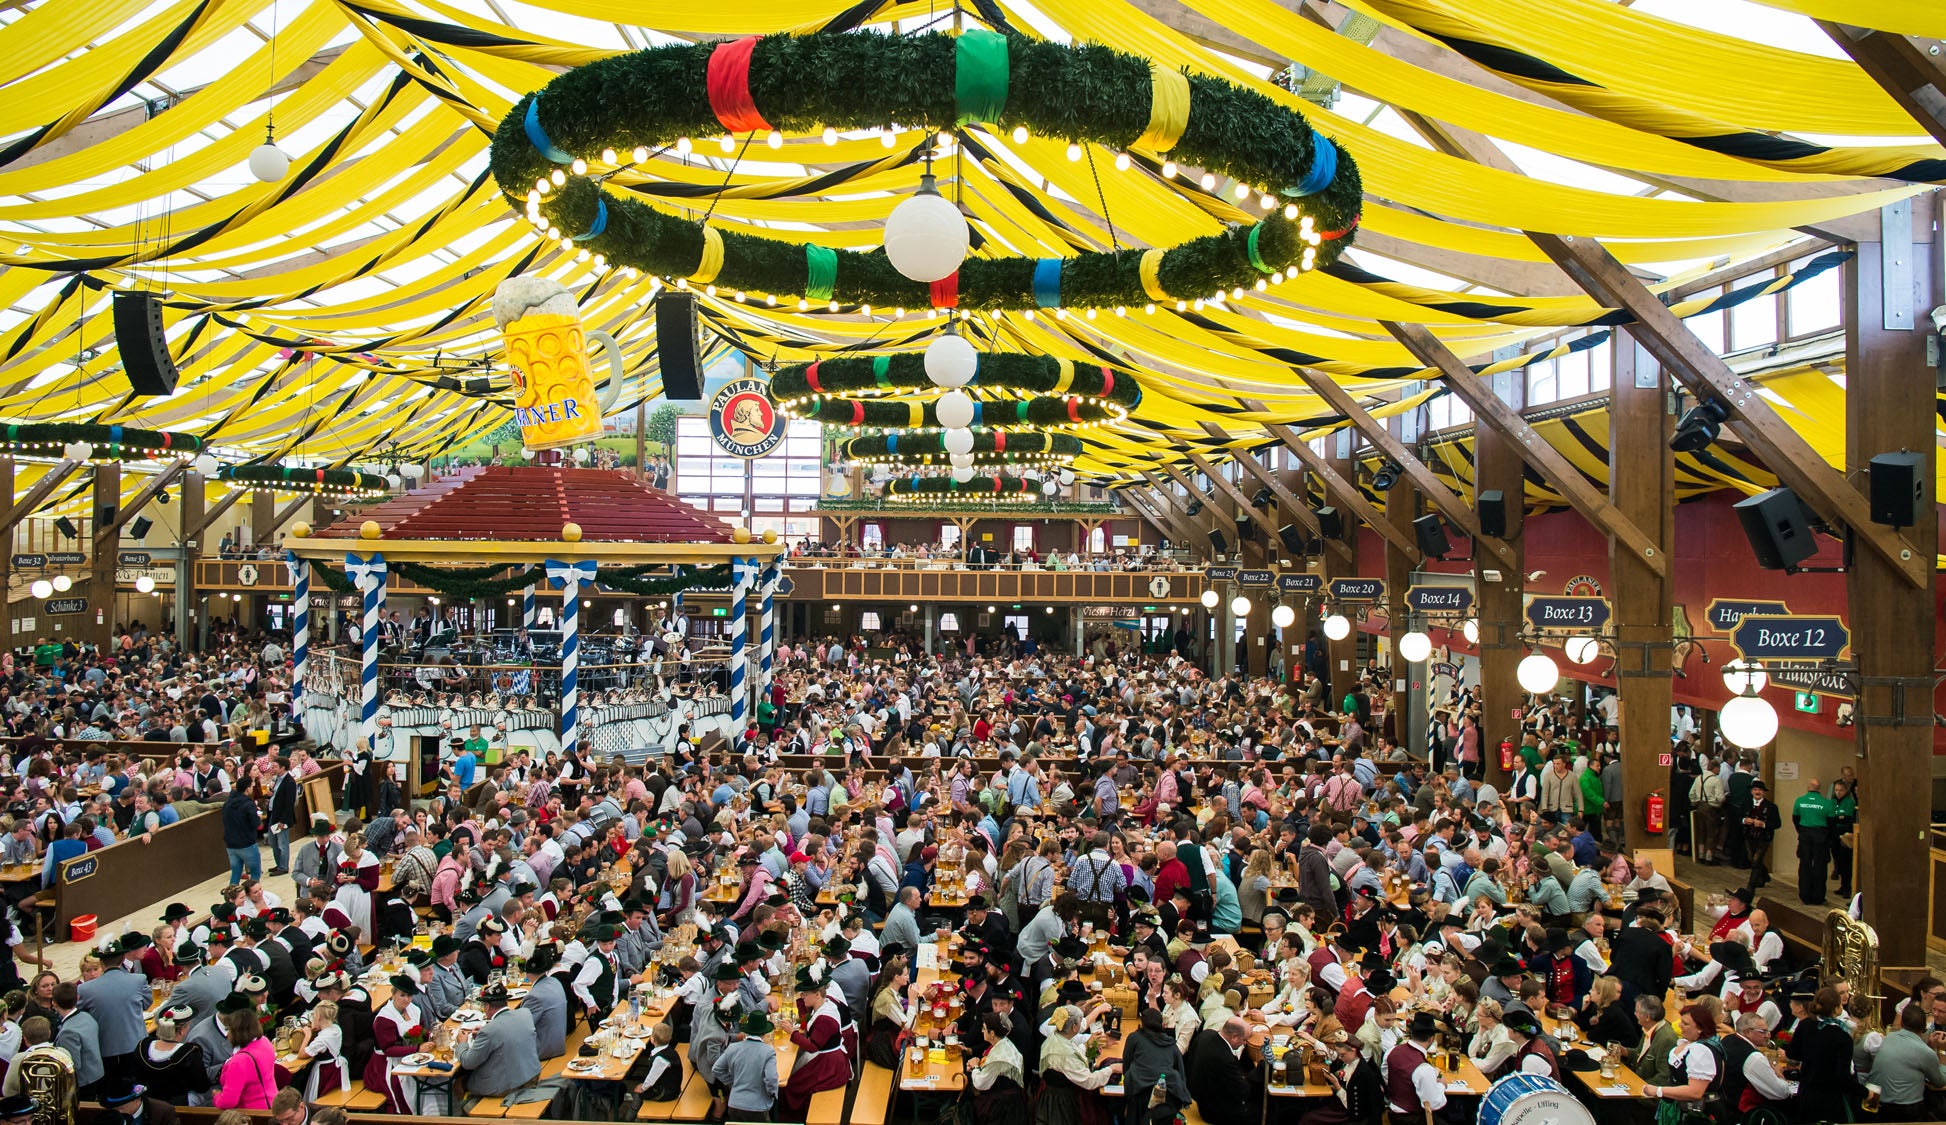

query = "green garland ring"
885;473;1039;501
489;30;1360;313
844;430;1081;467
771;352;1138;409
222;465;391;501
1;423;205;461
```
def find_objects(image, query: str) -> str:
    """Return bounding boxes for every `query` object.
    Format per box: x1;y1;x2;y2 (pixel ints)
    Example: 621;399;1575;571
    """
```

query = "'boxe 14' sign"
1405;586;1473;614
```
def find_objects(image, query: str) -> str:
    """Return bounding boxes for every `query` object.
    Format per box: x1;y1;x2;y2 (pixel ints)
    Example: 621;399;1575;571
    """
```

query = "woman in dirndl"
364;974;427;1113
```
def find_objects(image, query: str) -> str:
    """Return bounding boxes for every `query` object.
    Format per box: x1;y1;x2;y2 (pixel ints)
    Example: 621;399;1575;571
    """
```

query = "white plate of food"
622;1026;652;1039
567;1059;604;1073
402;1053;433;1067
505;987;530;999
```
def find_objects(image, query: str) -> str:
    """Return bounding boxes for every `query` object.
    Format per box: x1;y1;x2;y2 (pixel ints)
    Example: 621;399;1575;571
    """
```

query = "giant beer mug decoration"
492;276;625;451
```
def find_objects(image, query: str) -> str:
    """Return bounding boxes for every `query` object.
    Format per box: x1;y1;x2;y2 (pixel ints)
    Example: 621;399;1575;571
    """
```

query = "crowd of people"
0;619;1916;1125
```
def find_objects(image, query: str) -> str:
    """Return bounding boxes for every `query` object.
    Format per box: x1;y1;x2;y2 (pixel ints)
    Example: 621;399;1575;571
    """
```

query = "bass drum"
1477;1074;1594;1125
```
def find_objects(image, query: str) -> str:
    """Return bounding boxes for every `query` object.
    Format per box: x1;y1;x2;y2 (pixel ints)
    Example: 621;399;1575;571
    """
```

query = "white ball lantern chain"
1322;613;1351;641
883;172;968;284
935;389;975;431
1516;652;1561;694
951;465;975;483
924;331;978;389
941;428;975;456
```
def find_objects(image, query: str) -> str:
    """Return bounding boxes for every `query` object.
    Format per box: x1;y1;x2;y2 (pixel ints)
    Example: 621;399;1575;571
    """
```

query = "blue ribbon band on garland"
524;97;574;164
1032;258;1062;308
573;198;608;241
1289;136;1338;197
972;401;985;427
886;433;898;454
108;425;123;446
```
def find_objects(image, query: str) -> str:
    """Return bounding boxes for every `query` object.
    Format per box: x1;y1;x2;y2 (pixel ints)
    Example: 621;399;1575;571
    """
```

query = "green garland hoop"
1;423;206;461
772;352;1137;409
310;560;732;601
221;465;391;501
489;30;1360;313
805;395;1126;431
844;430;1081;467
885;473;1038;501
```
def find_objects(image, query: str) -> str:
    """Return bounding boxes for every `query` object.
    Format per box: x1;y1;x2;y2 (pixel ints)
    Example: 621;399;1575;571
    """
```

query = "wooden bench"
637;1043;690;1121
805;1086;848;1125
315;1082;388;1111
849;1062;896;1125
671;1070;716;1121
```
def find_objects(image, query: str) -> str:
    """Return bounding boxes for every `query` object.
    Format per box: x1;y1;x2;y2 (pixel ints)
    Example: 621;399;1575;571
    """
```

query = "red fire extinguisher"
1499;738;1516;772
1645;789;1667;835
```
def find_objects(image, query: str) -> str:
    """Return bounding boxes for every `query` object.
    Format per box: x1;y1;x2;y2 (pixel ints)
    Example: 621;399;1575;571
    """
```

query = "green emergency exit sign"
712;607;728;617
1793;691;1819;714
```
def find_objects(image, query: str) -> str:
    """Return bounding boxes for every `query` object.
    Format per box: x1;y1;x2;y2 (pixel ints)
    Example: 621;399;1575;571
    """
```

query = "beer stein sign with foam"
502;312;624;452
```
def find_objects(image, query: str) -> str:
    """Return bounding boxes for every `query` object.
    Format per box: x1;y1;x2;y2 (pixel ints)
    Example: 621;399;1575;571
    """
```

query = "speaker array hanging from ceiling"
1670;399;1729;453
112;291;181;396
1185;498;1203;517
1252;487;1274;509
1734;487;1817;571
656;292;703;401
1235;515;1255;543
1278;524;1308;556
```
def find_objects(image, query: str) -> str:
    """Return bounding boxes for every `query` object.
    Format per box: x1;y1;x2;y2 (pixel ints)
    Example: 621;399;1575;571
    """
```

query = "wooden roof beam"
1279;367;1518;568
0;459;82;530
1819;24;1946;148
1384;319;1668;577
1249;413;1423;564
1531;231;1930;589
1133;475;1214;546
1179;449;1282;540
1123;490;1200;548
1209;433;1357;564
101;461;185;534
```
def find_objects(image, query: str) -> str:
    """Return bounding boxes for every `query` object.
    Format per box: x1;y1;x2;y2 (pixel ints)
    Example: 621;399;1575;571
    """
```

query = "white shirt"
1735;1036;1797;1100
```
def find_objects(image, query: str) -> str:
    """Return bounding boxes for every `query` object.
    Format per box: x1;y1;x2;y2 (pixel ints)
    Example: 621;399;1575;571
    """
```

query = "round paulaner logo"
710;378;786;458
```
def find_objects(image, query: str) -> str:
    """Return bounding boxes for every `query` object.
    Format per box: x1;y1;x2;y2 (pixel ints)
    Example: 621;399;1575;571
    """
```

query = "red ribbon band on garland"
930;271;960;309
1099;368;1114;397
1066;397;1082;423
316;469;326;483
1319;213;1362;241
992;475;1003;489
993;431;1006;452
706;37;770;135
805;361;822;394
850;401;865;426
160;433;172;449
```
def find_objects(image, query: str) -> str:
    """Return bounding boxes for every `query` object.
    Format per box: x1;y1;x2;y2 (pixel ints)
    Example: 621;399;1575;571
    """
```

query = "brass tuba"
14;1044;74;1125
1822;907;1882;1030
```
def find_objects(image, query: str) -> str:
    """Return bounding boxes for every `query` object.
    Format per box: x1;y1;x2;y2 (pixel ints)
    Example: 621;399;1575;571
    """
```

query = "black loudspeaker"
54;517;78;539
1235;516;1255;543
1278;523;1307;556
1734;487;1817;571
113;291;181;396
1413;513;1452;559
1868;452;1924;528
1477;489;1507;538
656;292;704;401
97;503;117;526
1313;506;1342;540
1208;528;1229;556
129;516;153;540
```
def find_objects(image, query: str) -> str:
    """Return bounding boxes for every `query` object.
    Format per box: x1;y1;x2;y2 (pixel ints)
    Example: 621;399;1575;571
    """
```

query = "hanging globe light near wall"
883;172;968;283
1323;613;1351;641
1398;630;1433;663
1517;651;1561;694
1719;692;1780;749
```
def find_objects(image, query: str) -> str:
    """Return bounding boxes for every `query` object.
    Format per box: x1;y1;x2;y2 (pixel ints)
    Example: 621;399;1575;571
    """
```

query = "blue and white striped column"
546;560;598;754
758;559;778;701
344;553;388;743
286;552;311;724
729;557;751;729
522;584;537;630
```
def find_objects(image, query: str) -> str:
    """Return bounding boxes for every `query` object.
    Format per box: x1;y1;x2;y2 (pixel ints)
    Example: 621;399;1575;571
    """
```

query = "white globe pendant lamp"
1271;604;1296;630
1719;692;1779;750
1517;651;1561;694
50;575;72;593
1398;630;1433;664
1230;595;1252;617
941;427;975;456
951;465;975;483
949;452;974;468
62;441;94;462
1041;479;1058;495
135;575;156;594
1461;618;1480;645
1322;613;1351;641
935;389;975;431
1564;635;1600;665
1058;469;1075;486
924;331;978;388
883;172;968;283
28;580;51;599
1722;660;1768;694
250;124;291;183
192;453;220;476
1200;590;1219;609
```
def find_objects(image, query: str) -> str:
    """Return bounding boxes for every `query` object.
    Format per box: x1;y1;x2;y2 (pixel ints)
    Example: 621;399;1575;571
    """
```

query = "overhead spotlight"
1670;399;1729;453
1371;463;1401;491
1252;487;1274;509
1185;499;1203;517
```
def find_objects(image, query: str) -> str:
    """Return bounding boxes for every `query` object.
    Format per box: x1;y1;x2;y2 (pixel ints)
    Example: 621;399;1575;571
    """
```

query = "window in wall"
1002;613;1029;639
1525;358;1559;406
859;611;882;632
1088;525;1106;553
674;416;825;508
1012;524;1035;553
939;523;962;551
1555;343;1590;400
1587;337;1612;392
938;612;960;632
1786;256;1841;337
1688;289;1726;354
612;608;627;627
1730;288;1779;351
861;522;884;550
1426;393;1473;431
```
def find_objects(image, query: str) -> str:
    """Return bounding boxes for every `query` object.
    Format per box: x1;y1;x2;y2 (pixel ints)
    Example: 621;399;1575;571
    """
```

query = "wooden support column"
1845;203;1939;972
83;463;120;648
1610;337;1676;853
1384;476;1417;750
0;458;11;643
1472;365;1526;790
177;471;205;647
1320;434;1361;706
250;491;275;551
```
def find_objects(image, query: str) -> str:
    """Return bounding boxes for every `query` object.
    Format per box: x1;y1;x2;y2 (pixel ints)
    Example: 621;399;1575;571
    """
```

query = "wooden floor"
1671;850;1946;975
32;843;278;978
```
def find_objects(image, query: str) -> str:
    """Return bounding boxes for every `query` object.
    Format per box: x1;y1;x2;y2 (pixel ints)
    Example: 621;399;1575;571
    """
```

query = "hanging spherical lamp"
935;389;975;431
62;441;94;461
1722;660;1768;694
249;126;291;183
1058;469;1075;486
1041;479;1058;495
1200;589;1219;609
192;453;220;476
1719;693;1780;749
1230;595;1252;617
1516;652;1561;694
1564;635;1600;665
951;465;975;483
1322;613;1351;641
1271;604;1296;630
924;331;978;388
1461;618;1479;645
135;575;156;594
883;172;968;283
50;575;72;593
28;580;51;599
949;452;974;468
1398;630;1433;663
941;428;975;456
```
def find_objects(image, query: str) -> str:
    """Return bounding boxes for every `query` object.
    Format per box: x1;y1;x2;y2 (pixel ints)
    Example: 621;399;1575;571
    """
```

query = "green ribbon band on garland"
871;355;891;390
954;29;1010;126
307;559;732;601
804;243;838;303
1246;223;1276;275
1016;401;1030;422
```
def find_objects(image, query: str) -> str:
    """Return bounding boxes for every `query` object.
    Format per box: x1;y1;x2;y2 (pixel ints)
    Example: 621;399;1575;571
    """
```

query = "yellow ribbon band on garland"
908;401;924;428
1139;248;1170;301
1136;64;1190;153
1053;359;1076;395
690;225;725;283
